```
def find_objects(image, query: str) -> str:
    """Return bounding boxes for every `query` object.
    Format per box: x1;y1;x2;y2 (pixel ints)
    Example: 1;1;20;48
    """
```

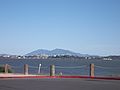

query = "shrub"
0;66;12;73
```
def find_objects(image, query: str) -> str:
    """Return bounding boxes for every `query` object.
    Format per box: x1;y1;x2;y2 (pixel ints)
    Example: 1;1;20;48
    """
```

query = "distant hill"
26;49;89;56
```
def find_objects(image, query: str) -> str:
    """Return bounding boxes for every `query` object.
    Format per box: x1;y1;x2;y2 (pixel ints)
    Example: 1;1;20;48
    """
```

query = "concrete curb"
0;75;120;80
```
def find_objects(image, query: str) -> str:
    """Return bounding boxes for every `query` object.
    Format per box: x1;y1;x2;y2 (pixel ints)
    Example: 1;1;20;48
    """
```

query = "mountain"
26;49;50;56
26;49;89;56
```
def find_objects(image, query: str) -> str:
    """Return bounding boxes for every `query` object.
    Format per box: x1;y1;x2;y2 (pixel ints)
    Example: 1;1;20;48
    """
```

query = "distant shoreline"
0;56;120;61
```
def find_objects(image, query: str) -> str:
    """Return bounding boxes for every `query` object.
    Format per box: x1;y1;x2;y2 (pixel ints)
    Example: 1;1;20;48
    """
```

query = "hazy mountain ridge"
26;49;89;56
0;54;11;56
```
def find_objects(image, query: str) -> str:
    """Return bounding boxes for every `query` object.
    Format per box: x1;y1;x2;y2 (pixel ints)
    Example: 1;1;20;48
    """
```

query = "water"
0;59;120;76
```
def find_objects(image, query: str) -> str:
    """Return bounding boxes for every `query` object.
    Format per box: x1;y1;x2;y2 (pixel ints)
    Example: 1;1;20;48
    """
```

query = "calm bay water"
0;59;120;76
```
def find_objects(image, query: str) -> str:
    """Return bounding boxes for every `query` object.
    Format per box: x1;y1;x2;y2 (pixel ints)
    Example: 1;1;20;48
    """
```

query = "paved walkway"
0;78;120;90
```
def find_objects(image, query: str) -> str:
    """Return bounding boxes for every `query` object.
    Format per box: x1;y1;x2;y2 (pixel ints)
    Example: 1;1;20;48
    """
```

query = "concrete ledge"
0;74;120;80
0;73;38;78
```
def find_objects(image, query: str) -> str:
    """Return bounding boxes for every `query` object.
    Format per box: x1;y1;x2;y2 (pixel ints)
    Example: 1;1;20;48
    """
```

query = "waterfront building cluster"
0;54;48;59
1;54;119;60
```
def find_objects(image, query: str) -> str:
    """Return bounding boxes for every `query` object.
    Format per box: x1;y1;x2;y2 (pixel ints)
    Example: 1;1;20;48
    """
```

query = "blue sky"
0;0;120;55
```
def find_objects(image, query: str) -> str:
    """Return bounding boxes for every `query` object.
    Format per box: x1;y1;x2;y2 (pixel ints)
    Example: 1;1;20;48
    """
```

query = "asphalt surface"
0;78;120;90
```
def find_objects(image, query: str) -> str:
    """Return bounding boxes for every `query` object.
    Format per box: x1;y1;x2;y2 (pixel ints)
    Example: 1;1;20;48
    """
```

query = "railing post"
4;64;8;74
90;64;95;77
24;64;28;75
38;64;41;74
50;65;55;76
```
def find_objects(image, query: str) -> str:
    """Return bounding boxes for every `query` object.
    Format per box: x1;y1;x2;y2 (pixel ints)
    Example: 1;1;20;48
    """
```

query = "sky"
0;0;120;56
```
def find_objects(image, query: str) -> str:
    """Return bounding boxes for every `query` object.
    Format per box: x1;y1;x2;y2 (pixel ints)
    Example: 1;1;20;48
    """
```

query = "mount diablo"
26;49;89;56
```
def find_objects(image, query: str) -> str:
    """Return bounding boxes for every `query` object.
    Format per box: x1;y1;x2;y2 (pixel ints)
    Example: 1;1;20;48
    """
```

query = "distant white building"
103;58;112;61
